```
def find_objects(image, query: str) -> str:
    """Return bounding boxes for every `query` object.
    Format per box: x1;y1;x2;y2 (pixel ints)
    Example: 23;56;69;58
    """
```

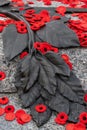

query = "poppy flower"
55;112;68;125
25;9;35;15
35;104;47;113
56;6;66;16
5;112;15;121
65;123;75;130
52;16;60;20
34;42;41;50
17;28;28;34
61;54;70;61
28;1;34;4
5;105;15;113
20;113;32;123
20;51;28;59
74;122;86;130
15;109;26;118
0;71;6;80
0;107;5;116
0;96;9;105
84;94;87;103
51;47;59;53
30;25;40;31
16;117;25;125
79;112;87;124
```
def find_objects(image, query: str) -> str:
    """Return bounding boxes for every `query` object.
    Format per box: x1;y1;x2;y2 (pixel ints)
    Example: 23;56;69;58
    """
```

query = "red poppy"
0;71;6;80
28;1;34;4
15;109;26;118
5;105;15;113
61;54;70;61
34;42;41;50
66;61;73;70
0;107;5;116
0;14;7;17
25;9;35;15
79;112;87;124
20;113;32;123
5;112;15;121
35;104;47;113
56;6;66;16
52;16;60;20
65;123;75;130
51;47;59;53
30;25;40;31
0;96;9;105
74;122;86;130
16;117;25;125
20;51;28;59
84;94;87;102
55;112;68;125
17;28;28;34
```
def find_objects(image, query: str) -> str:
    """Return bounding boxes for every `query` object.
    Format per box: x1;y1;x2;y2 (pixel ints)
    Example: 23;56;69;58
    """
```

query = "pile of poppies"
68;13;87;47
0;19;28;34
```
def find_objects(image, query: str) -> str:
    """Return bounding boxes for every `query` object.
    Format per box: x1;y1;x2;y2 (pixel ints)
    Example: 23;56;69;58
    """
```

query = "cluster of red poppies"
55;111;87;130
24;9;51;31
34;42;59;54
0;19;28;34
0;96;32;124
61;54;73;70
0;96;48;125
68;18;87;47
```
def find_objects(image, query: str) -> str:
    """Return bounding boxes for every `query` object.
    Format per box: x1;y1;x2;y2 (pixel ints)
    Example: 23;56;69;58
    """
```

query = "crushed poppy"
55;112;68;125
5;105;15;113
35;104;47;113
0;97;9;105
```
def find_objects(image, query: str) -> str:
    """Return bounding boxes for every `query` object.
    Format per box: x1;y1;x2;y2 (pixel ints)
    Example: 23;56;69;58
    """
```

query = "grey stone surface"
0;1;87;130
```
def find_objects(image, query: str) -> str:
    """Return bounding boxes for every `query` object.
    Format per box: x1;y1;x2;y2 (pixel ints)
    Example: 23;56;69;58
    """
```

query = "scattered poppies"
0;96;32;125
55;112;68;125
35;104;47;113
34;42;59;54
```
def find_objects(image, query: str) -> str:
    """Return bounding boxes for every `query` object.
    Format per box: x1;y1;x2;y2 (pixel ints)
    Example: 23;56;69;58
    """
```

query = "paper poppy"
84;94;87;102
65;123;75;130
20;51;28;59
34;42;41;50
0;107;5;116
15;109;26;118
5;105;15;113
51;47;59;53
74;122;86;130
25;9;35;15
20;113;32;123
55;112;68;125
17;28;28;34
5;112;15;121
56;6;66;16
0;71;6;81
79;112;87;124
0;96;9;105
61;54;70;61
16;117;25;125
35;104;47;113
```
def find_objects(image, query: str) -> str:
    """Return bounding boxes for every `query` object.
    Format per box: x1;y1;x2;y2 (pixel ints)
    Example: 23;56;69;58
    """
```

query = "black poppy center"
83;116;87;120
44;48;47;52
0;74;2;78
2;97;5;100
8;108;11;110
61;116;64;119
39;107;43;110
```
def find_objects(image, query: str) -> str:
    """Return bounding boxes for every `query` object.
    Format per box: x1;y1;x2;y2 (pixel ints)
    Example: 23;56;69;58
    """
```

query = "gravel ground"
0;1;87;130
